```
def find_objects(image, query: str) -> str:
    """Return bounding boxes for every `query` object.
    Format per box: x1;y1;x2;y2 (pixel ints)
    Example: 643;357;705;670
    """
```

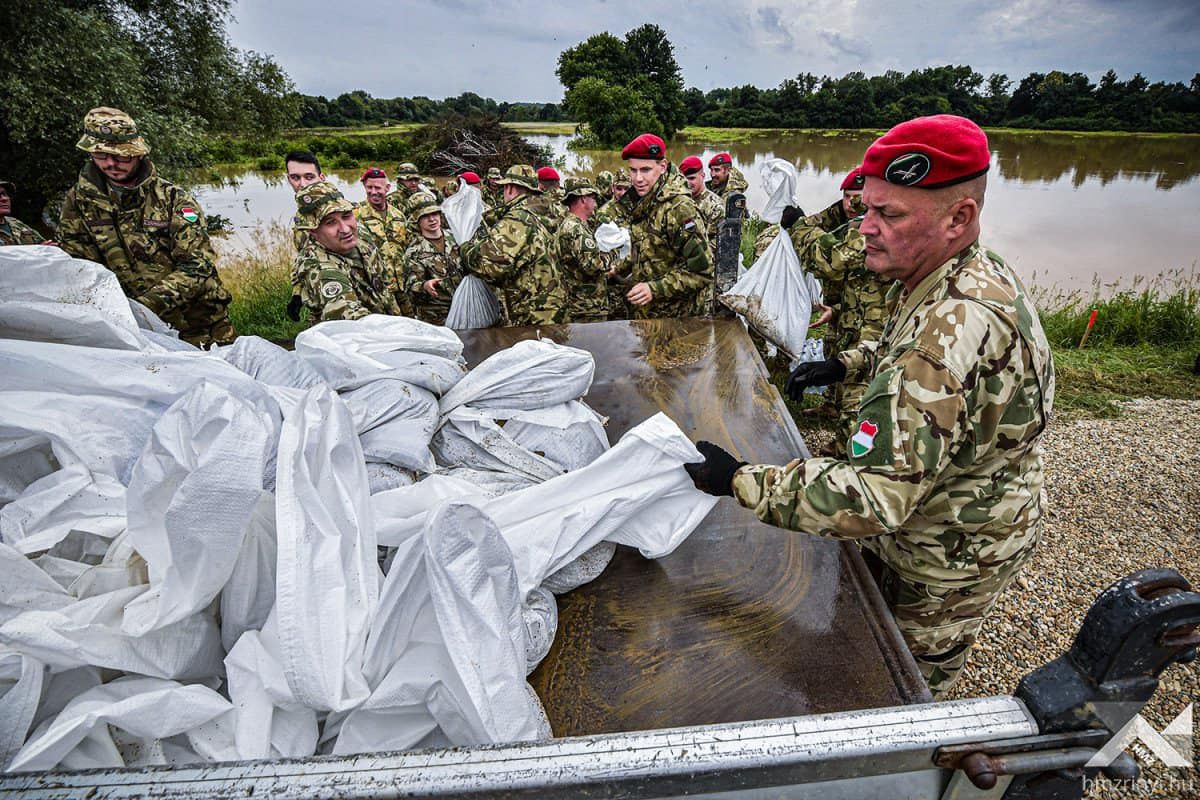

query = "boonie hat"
561;177;599;203
76;107;150;158
395;162;421;180
495;164;541;192
407;191;442;221
293;181;355;230
861;115;990;189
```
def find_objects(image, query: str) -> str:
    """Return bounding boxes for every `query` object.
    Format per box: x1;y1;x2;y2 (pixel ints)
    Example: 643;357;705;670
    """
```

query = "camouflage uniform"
707;165;749;200
617;167;713;319
387;163;431;213
354;200;410;262
460;165;568;326
292;183;402;323
753;199;851;260
527;187;567;234
58;109;234;346
0;216;41;246
483;168;503;209
403;192;463;325
691;188;724;254
555;179;609;322
595;170;614;198
731;243;1055;696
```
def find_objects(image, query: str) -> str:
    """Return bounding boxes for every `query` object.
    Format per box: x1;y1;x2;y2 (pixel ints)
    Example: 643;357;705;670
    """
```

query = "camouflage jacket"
555;213;609;321
796;219;894;351
296;238;402;323
460;194;568;326
526;190;568;234
732;243;1055;588
618;171;713;319
0;216;41;245
354;200;410;263
58;160;234;346
706;165;749;199
593;196;629;228
804;198;849;233
753;199;851;260
692;189;724;252
402;229;463;324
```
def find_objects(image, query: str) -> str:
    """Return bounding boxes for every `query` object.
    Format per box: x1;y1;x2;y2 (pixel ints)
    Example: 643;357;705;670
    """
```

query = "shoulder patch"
683;218;696;230
321;281;344;299
179;207;199;223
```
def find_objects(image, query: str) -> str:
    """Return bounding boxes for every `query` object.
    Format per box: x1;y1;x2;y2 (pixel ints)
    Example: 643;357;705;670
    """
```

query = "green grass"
218;224;308;343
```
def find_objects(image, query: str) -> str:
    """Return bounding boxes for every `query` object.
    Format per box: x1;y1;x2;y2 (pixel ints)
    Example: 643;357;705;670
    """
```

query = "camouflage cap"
561;177;599;203
486;167;502;181
76;107;150;157
495;164;542;192
613;168;632;188
293;181;355;230
395;162;421;180
0;179;14;195
407;191;442;222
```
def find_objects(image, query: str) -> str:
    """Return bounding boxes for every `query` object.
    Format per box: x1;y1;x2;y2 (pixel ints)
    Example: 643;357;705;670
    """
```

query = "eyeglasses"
91;152;135;165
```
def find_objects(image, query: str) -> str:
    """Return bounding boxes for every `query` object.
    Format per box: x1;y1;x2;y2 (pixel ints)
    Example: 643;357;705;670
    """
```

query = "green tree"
565;78;661;144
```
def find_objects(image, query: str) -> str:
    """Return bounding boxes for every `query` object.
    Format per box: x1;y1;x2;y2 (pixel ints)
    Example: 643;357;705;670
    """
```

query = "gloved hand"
684;441;747;497
780;205;805;229
785;357;847;401
286;294;304;321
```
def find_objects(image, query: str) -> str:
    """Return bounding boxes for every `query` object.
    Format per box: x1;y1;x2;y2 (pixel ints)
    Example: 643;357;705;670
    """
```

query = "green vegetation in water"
206;130;415;170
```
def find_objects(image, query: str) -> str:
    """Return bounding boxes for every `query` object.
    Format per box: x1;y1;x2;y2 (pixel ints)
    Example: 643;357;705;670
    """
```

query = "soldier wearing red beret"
614;134;713;318
687;115;1055;699
705;151;748;200
679;155;722;255
528;166;567;233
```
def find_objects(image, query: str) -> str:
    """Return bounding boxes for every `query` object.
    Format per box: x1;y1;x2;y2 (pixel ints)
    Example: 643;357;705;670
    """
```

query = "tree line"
297;92;567;128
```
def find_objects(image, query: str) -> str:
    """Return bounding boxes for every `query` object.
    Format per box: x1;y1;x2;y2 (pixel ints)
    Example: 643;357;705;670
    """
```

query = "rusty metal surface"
458;318;931;737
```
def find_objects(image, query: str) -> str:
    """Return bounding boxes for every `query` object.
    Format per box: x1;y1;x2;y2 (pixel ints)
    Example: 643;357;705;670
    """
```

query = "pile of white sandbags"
0;246;718;772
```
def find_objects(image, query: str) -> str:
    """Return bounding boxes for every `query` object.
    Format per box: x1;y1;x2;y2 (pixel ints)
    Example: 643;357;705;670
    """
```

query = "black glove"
285;294;304;321
684;441;747;497
779;205;805;229
785;357;847;401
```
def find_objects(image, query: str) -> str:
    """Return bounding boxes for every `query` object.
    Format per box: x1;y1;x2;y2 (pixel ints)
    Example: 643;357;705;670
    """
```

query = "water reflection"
193;130;1199;289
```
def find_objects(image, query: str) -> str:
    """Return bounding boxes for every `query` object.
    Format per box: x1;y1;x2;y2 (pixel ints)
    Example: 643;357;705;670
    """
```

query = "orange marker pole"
1078;308;1098;349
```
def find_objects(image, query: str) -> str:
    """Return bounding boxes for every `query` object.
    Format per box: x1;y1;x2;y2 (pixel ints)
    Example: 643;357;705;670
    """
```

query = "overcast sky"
228;0;1200;102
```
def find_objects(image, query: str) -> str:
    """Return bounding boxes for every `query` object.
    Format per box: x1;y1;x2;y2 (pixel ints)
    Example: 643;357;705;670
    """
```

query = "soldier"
615;134;713;319
484;167;504;207
402;191;463;325
595;170;614;199
460;164;568;326
555;178;609;322
0;181;46;246
58;107;235;346
354;167;409;262
706;152;749;200
387;162;428;212
528;166;567;233
685;115;1055;699
594;168;632;226
292;181;402;323
284;151;329;320
679;156;723;253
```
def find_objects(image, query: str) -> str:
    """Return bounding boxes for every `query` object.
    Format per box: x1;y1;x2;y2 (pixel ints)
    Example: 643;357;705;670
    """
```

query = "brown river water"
195;130;1199;291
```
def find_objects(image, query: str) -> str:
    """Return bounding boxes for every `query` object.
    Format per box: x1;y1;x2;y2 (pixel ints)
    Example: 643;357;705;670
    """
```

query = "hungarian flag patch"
850;420;878;458
180;207;199;223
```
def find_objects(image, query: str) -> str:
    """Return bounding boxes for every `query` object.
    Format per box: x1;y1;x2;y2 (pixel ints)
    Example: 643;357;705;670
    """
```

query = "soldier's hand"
785;357;847;401
684;441;747;497
627;282;654;306
423;278;442;297
286;294;304;321
810;303;834;328
780;205;805;230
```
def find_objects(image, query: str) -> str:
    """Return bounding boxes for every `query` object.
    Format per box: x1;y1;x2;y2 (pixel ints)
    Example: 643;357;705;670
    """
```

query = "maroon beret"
861;115;990;189
840;167;864;191
361;167;387;181
621;133;667;160
708;152;732;167
536;166;560;182
679;156;703;175
459;171;481;185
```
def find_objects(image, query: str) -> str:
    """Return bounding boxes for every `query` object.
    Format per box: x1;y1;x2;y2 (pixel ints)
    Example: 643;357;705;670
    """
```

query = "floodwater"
193;130;1200;290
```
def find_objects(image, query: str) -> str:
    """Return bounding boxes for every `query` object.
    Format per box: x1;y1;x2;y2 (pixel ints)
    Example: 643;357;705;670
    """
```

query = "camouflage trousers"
870;547;1033;698
178;315;236;348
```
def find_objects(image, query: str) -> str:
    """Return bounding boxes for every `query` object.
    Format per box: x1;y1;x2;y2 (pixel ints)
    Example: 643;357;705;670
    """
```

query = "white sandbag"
496;401;610;473
439;338;595;416
0;650;45;770
31;556;89;591
0;585;223;679
0;247;149;351
719;232;815;362
274;385;378;713
521;586;557;675
7;677;234;772
357;349;466;396
371;474;484;548
541;541;616;595
293;315;464;390
122;381;277;635
217;336;326;389
66;532;147;600
0;465;125;556
218;494;277;652
484;412;718;596
431;407;564;483
594;222;631;261
341;378;439;473
365;462;416;495
444;274;502;330
0;433;57;506
224;626;319;760
436;467;537;497
0;542;74;625
441;182;484;243
759;158;802;224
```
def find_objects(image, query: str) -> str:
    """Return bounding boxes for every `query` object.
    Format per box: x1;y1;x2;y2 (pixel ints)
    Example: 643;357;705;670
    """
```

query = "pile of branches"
408;115;552;176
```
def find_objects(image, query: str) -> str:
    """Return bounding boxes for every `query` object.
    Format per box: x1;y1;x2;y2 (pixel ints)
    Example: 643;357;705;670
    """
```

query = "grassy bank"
217;226;1200;420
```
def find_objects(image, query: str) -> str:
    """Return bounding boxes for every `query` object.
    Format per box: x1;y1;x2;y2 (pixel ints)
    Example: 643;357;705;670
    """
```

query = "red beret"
840;167;864;191
861;115;990;189
536;167;560;182
621;133;667;160
459;171;481;185
679;156;703;175
708;152;732;167
361;167;388;181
